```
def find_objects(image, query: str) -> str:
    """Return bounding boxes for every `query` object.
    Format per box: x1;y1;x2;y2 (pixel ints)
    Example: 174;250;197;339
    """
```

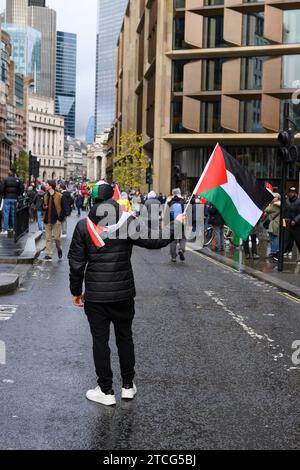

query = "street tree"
113;132;148;190
12;151;29;183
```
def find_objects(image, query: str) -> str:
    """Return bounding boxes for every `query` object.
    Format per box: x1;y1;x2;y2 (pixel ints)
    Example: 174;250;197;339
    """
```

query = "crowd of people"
0;171;299;265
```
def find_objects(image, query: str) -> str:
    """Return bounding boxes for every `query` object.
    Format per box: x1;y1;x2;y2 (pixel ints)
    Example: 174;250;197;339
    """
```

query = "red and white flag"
113;184;121;201
86;217;105;248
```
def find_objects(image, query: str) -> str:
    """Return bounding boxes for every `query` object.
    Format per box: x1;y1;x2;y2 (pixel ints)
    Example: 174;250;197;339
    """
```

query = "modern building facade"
27;4;56;98
28;94;65;180
114;0;300;195
55;31;77;138
4;0;57;98
2;23;41;93
85;116;95;145
5;0;28;27
87;129;111;181
0;28;30;178
64;137;87;180
94;0;128;137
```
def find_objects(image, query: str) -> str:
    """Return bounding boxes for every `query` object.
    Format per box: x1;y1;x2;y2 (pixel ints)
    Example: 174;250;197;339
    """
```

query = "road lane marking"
0;305;17;321
0;341;5;365
279;292;300;304
187;248;237;273
204;291;287;367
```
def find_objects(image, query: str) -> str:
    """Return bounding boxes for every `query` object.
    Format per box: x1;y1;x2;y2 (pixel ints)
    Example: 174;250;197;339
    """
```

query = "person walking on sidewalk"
0;170;24;235
74;192;84;217
33;185;46;232
207;203;224;252
68;182;184;407
282;187;300;263
166;188;186;263
243;225;260;260
43;181;67;261
59;183;73;238
265;193;281;258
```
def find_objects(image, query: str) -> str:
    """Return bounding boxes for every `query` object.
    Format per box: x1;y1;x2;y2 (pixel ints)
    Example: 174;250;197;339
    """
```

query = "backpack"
170;202;183;221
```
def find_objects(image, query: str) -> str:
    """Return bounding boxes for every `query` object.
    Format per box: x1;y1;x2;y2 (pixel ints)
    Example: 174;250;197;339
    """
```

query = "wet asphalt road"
0;214;300;450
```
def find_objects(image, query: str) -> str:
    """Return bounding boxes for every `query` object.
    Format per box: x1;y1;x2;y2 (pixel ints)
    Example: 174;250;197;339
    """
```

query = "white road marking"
204;291;287;366
279;292;300;304
0;341;5;365
0;305;17;322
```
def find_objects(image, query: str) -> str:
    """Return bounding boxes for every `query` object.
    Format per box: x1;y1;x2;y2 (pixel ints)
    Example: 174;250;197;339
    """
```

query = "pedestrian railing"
14;197;29;243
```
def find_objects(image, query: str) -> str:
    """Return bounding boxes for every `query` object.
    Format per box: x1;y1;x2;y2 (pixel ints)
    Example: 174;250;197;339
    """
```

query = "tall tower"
55;31;77;138
5;0;28;26
94;0;128;138
27;5;56;98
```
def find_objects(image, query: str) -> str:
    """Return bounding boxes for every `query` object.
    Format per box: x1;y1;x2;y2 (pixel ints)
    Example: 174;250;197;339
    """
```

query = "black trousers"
243;235;257;255
84;299;135;393
284;226;300;254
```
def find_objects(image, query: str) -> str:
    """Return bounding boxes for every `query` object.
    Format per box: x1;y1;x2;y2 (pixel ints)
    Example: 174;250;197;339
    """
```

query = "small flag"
113;184;121;201
193;143;274;240
86;217;105;248
265;182;274;193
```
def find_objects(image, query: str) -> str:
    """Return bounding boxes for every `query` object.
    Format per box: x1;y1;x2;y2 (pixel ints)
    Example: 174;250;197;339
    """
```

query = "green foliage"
113;132;148;190
12;151;29;183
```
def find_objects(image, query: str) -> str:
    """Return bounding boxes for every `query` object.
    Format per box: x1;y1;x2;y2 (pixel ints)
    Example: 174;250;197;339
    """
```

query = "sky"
0;0;98;140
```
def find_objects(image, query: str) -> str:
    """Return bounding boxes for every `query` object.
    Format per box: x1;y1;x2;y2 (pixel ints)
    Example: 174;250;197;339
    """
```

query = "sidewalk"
0;222;44;294
189;237;300;298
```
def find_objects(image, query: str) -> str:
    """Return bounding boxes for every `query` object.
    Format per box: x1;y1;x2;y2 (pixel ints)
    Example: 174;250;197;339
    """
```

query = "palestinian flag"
194;143;274;240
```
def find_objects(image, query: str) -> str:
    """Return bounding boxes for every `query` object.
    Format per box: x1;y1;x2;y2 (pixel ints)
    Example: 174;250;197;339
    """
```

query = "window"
282;55;300;88
203;16;227;48
200;101;223;133
242;13;269;46
241;57;266;90
240;100;265;133
283;10;300;44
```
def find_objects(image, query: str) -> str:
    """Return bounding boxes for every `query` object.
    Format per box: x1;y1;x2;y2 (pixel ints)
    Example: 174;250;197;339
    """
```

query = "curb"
192;247;300;299
0;273;19;295
0;231;43;265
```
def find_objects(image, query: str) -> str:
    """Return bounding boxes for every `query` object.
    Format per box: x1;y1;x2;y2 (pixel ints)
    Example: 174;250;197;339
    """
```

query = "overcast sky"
0;0;98;140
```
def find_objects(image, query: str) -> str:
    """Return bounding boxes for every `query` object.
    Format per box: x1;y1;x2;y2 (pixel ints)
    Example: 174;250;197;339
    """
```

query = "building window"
282;55;300;88
173;16;190;50
242;13;269;46
202;58;224;91
200;101;223;133
203;16;227;48
239;100;265;133
283;10;300;44
171;98;186;133
172;60;189;92
241;57;266;90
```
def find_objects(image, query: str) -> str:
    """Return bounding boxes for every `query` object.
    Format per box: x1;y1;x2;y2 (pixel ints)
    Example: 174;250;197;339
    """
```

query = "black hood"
88;199;122;226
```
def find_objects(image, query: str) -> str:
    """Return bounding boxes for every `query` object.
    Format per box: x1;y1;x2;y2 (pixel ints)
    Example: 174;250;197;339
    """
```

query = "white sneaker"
86;386;116;406
61;234;67;239
121;383;137;400
0;231;8;235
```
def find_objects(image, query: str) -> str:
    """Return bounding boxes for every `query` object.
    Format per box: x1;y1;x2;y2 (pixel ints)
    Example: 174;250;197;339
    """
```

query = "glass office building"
55;31;77;138
86;116;95;144
94;0;128;137
2;23;41;92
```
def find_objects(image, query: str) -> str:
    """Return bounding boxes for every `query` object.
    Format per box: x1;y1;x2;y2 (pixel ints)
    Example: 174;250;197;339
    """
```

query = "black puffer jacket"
68;199;177;303
285;196;300;226
0;176;24;200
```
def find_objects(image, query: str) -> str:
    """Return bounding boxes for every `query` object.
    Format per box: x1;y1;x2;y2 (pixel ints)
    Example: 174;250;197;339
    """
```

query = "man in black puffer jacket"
283;187;300;260
68;181;184;407
0;171;24;235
